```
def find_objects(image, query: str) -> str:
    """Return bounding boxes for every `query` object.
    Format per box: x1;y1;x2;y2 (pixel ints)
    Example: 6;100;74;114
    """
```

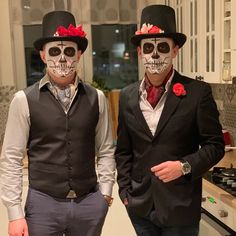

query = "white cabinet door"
186;0;221;83
230;0;236;79
200;218;224;236
169;0;222;83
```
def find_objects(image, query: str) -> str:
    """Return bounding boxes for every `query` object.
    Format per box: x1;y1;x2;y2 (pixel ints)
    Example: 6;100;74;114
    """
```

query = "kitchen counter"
203;179;236;209
203;149;236;209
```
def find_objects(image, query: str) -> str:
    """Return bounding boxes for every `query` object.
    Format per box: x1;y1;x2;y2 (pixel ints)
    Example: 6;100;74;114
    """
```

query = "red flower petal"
57;26;69;36
173;83;186;97
149;26;161;34
55;24;86;37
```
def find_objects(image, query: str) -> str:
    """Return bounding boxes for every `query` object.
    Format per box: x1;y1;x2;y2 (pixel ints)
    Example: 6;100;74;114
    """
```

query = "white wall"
0;0;15;86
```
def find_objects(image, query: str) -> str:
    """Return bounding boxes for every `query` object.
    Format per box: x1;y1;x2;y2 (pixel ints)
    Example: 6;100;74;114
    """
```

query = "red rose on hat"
55;24;86;37
173;83;186;96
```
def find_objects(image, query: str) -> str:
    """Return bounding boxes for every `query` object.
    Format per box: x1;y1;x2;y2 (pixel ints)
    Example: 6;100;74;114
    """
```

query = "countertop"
203;149;236;209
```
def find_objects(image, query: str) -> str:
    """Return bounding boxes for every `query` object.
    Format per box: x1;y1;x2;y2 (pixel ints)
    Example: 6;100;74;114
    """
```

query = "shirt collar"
39;74;80;90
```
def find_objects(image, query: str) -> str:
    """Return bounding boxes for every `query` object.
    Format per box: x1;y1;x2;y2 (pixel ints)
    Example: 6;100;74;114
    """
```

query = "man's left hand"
151;161;182;183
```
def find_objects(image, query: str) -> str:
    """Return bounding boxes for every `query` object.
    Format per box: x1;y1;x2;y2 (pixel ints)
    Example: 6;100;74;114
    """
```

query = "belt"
66;190;78;198
66;186;98;199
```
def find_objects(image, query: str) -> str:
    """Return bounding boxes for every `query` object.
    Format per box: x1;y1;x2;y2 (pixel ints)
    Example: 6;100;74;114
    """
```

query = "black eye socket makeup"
143;43;155;54
157;42;170;53
143;41;171;54
49;47;61;56
64;47;76;57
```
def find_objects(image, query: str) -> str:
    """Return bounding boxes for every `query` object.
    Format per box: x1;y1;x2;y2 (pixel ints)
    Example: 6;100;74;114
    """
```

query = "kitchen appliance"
206;167;236;196
200;167;236;235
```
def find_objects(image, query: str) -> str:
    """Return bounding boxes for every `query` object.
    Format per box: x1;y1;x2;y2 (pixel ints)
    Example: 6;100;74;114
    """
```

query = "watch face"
182;161;191;175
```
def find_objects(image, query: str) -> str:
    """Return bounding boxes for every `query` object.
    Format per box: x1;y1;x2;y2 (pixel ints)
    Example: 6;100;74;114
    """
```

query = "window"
23;25;45;87
92;24;138;90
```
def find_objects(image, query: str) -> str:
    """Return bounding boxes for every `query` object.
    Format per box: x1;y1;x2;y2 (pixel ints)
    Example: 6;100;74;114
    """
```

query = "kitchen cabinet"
170;0;222;83
169;0;236;83
222;0;236;83
227;0;236;80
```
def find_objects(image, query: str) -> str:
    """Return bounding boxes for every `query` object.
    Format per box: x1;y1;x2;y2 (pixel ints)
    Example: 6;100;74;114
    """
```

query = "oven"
200;167;236;236
200;208;235;236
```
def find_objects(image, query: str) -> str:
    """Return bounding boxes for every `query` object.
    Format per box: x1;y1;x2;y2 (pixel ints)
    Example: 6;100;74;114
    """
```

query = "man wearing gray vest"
0;11;115;236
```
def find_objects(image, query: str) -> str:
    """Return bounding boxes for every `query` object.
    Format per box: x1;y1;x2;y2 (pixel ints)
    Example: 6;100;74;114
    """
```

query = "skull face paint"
141;38;173;74
45;41;78;78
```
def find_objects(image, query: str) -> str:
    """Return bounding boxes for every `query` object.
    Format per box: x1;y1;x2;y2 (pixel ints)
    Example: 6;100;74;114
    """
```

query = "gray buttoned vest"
24;81;99;198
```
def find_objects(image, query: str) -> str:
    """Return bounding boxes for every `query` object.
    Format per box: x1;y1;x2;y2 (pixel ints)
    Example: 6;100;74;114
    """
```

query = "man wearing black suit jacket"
115;5;225;236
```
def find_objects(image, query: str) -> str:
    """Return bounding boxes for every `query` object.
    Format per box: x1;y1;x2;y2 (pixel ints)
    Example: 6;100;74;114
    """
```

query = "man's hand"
103;195;113;206
8;218;28;236
151;161;182;183
123;198;128;206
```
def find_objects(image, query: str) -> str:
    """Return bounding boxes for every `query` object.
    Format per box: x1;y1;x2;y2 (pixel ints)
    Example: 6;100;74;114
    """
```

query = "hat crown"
42;11;76;38
131;4;186;48
140;5;176;34
34;10;88;53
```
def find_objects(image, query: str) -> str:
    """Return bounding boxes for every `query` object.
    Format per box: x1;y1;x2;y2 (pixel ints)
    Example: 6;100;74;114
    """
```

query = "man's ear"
39;50;47;63
77;50;82;60
137;46;142;56
172;45;179;58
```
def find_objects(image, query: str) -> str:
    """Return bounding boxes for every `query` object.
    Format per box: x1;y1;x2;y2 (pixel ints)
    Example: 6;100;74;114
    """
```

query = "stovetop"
203;167;236;197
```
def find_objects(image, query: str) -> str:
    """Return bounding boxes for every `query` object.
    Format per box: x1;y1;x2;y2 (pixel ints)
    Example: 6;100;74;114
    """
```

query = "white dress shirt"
139;70;174;136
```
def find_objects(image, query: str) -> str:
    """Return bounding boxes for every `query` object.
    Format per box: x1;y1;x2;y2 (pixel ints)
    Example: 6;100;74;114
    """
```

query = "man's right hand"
8;218;28;236
123;198;128;206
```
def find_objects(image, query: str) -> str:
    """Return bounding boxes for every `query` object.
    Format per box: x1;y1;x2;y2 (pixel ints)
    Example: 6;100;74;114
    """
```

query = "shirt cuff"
99;182;114;196
7;204;24;221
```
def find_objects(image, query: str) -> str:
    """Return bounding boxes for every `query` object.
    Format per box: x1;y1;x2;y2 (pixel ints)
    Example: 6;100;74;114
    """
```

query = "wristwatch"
180;160;191;175
103;195;113;206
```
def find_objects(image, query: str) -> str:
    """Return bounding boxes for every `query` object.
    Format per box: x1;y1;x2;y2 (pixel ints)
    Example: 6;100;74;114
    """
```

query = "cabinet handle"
218;210;228;218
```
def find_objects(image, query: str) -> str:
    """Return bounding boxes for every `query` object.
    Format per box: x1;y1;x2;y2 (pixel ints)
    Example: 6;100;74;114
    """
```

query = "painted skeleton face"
141;38;174;74
44;41;78;78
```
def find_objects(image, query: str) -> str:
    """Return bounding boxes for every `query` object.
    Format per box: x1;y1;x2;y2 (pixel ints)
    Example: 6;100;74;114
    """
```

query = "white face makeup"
44;41;78;78
141;38;173;74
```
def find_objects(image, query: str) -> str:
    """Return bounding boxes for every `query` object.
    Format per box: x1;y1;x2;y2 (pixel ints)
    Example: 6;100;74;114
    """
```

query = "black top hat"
34;11;88;53
131;5;186;48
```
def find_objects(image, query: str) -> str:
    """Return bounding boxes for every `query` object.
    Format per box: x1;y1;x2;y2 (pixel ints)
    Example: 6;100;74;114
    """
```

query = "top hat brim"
131;32;187;48
34;36;88;53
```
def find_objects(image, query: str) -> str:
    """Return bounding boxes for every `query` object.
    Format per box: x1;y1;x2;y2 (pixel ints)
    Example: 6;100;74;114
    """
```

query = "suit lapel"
154;72;184;138
129;82;154;139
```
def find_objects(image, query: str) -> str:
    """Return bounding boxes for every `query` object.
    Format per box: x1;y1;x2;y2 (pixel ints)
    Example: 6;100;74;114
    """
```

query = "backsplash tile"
0;86;16;104
211;83;236;146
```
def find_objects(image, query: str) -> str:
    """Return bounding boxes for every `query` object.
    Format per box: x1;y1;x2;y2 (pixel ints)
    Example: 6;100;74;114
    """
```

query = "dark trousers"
25;187;108;236
126;207;199;236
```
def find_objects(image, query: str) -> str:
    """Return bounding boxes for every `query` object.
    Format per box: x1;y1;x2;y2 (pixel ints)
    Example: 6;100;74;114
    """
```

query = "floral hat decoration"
131;5;187;48
34;11;88;53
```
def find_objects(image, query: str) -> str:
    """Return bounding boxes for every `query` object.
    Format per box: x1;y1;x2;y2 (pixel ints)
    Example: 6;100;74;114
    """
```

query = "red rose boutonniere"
54;24;86;37
173;83;186;97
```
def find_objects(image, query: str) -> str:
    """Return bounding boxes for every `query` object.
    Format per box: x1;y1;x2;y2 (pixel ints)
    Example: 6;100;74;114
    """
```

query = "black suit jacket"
115;71;225;226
